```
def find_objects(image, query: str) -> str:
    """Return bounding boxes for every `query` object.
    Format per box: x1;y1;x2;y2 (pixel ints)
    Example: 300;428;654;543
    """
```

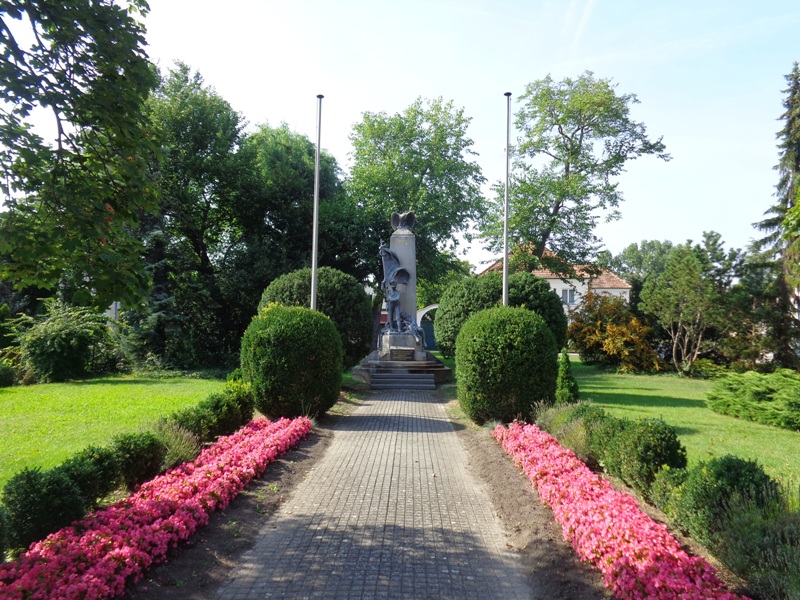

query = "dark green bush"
650;466;688;516
224;379;255;423
435;271;567;358
112;432;167;491
57;446;120;509
555;349;580;404
713;484;800;600
675;454;779;547
14;299;118;382
198;392;242;438
0;504;8;559
707;370;800;431
0;362;14;387
258;267;372;368
604;418;687;497
241;305;343;419
152;419;201;470
456;306;558;424
170;405;215;442
2;467;85;551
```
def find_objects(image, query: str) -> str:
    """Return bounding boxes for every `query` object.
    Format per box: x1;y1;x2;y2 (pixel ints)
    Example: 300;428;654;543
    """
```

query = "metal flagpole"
503;92;512;306
311;94;323;310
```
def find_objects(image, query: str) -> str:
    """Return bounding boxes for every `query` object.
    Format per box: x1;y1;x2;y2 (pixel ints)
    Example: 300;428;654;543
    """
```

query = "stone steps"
370;370;436;390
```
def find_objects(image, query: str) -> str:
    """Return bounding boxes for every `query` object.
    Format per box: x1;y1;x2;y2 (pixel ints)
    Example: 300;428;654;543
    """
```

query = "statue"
385;281;402;332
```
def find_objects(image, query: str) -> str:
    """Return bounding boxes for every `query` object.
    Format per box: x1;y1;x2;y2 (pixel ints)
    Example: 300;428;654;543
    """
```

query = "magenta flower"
493;422;749;600
0;417;312;600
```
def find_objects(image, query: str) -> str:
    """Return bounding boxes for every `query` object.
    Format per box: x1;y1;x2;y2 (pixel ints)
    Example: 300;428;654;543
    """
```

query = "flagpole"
503;91;511;307
311;94;323;310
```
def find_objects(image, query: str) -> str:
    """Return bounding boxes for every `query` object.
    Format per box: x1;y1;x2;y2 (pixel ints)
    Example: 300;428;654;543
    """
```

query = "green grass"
572;361;800;483
0;375;225;488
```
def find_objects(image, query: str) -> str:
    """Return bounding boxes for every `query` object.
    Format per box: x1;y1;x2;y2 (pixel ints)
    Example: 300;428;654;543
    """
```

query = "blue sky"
143;0;800;269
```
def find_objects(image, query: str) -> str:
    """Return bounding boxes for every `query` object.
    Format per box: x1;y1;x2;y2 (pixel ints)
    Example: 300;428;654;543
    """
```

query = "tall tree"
754;62;800;368
640;245;718;375
346;97;486;285
481;72;669;274
0;0;157;307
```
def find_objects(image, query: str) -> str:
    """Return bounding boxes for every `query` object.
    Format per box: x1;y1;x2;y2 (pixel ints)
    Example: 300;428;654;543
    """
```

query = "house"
480;253;632;315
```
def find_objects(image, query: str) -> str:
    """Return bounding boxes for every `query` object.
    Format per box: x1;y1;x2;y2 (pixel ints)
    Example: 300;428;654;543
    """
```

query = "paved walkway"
216;389;532;599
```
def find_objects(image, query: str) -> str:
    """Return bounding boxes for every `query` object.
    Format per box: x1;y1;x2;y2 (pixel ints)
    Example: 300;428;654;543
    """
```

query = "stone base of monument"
353;347;453;390
378;332;427;362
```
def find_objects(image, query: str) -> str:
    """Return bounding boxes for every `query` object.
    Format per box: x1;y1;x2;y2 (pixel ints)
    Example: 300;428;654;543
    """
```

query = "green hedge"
241;305;342;418
456;306;557;424
707;370;800;431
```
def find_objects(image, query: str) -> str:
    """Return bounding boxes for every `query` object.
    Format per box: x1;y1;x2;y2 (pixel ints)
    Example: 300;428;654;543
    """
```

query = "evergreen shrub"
224;379;255;423
2;467;85;551
707;370;800;431
169;405;214;442
435;271;567;358
57;446;120;509
456;306;557;424
555;349;580;404
0;504;7;559
198;393;242;438
111;432;167;491
259;267;371;368
152;419;201;470
0;362;14;387
650;466;688;516
241;305;342;418
604;419;687;497
675;454;779;547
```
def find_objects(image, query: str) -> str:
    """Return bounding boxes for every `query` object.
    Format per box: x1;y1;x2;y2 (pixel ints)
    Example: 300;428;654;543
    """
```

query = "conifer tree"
555;348;580;405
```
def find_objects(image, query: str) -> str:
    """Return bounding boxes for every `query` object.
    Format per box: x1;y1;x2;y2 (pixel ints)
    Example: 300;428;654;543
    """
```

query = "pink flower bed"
493;421;749;600
0;416;312;600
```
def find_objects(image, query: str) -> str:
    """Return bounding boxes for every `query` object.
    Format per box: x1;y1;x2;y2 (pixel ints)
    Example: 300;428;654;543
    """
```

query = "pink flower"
0;417;312;600
493;422;749;600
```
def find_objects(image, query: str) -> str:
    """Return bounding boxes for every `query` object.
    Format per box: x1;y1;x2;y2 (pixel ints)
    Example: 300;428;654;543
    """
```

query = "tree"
0;0;157;307
640;246;718;375
481;72;669;273
346;97;486;285
753;62;800;368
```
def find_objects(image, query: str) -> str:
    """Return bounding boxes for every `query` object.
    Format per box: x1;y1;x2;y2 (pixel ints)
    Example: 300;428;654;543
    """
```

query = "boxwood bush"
2;467;85;552
435;271;567;358
111;432;168;491
706;370;800;431
241;305;342;418
456;306;557;424
258;267;371;368
57;446;120;510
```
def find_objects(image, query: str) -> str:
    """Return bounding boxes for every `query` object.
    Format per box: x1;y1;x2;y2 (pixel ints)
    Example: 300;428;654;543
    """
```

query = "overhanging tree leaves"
0;0;157;307
481;71;670;273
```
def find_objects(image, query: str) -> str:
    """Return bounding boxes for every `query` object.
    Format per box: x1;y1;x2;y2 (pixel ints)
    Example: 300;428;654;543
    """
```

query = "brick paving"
215;390;532;599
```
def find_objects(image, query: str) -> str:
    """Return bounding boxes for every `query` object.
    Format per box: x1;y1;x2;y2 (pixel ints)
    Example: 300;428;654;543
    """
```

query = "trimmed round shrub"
675;454;779;546
224;379;255;423
0;504;7;559
0;362;14;387
456;306;558;424
112;432;168;491
435;271;566;358
604;418;687;497
258;267;372;368
198;392;243;438
241;305;343;419
2;467;85;551
651;466;689;516
169;405;215;442
58;446;120;509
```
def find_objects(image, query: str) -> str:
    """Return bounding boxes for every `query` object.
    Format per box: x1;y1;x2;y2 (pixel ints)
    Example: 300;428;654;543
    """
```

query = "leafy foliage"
434;271;566;358
456;306;557;424
57;446;120;510
0;0;157;307
111;432;167;492
151;420;201;471
2;467;85;552
555;349;580;404
0;362;13;387
240;305;342;418
568;292;661;372
674;455;779;547
259;267;372;368
481;71;669;270
13;299;118;382
706;370;800;431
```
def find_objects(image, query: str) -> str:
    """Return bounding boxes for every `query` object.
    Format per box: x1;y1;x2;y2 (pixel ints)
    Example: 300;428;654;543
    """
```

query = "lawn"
0;375;225;488
572;360;800;483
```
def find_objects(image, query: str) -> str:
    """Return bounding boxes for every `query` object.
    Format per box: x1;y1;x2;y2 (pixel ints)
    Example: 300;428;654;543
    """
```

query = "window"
561;289;576;305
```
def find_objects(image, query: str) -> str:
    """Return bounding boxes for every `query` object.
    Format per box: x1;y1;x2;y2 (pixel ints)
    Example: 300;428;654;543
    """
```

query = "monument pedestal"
379;331;427;362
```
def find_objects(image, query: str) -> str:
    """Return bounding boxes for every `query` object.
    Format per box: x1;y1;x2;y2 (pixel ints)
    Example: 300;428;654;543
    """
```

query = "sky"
142;0;800;270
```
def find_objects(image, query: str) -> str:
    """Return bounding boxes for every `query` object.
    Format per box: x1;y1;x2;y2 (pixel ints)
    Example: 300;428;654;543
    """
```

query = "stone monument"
378;211;426;361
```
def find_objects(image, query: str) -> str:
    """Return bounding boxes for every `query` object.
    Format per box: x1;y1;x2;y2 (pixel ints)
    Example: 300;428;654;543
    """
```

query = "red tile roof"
481;254;631;290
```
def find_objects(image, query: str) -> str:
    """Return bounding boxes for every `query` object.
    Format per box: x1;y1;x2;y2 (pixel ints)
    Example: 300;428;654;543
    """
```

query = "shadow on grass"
585;390;704;410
